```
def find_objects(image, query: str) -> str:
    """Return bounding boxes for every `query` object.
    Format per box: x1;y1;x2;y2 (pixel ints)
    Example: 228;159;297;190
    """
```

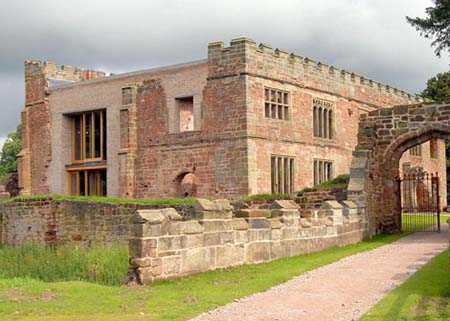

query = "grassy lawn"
360;249;450;321
0;233;406;321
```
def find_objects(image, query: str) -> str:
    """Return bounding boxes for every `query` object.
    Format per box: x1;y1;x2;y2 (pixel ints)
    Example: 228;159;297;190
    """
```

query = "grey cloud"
0;0;449;142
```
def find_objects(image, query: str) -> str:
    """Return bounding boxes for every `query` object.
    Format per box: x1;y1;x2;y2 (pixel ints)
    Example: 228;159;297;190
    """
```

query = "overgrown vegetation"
0;233;406;321
0;124;21;180
4;193;197;205
241;174;350;202
0;243;128;286
361;249;450;321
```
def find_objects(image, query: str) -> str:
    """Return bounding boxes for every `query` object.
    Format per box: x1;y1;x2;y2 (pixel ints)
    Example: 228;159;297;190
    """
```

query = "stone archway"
348;103;450;235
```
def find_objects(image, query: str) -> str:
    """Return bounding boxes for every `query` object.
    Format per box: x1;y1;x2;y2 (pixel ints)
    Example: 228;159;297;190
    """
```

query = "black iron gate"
395;172;441;232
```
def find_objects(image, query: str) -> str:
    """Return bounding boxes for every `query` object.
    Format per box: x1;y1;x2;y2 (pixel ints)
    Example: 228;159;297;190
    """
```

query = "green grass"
1;194;197;205
402;214;449;232
241;174;350;202
360;249;450;321
0;243;128;286
0;233;406;321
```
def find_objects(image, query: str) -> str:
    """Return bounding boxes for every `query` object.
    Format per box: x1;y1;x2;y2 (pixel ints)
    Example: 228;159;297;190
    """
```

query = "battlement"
25;60;107;84
208;38;423;103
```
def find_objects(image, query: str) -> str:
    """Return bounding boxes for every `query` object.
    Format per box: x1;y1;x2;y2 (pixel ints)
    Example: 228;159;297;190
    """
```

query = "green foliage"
6;193;197;205
0;243;128;286
0;124;22;178
315;174;350;189
421;72;450;204
406;0;450;58
297;174;350;196
361;250;449;321
0;233;406;321
240;193;291;202
422;72;450;103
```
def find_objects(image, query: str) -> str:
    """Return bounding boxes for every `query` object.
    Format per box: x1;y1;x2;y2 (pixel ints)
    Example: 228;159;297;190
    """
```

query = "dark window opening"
271;155;294;194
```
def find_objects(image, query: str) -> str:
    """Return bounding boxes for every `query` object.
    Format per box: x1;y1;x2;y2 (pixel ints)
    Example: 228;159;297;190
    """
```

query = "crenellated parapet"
208;37;423;104
25;60;106;85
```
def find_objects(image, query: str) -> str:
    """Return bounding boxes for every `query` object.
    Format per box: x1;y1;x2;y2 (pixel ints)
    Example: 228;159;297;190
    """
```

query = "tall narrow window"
271;155;295;194
409;144;422;156
313;159;334;186
176;96;194;132
71;110;107;163
430;139;438;159
313;98;334;139
264;87;290;120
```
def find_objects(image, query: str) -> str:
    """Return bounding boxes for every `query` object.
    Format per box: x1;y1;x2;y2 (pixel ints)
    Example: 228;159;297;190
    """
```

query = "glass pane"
100;169;107;196
79;171;86;196
102;111;107;160
70;173;77;195
74;116;82;160
85;113;92;159
88;171;98;196
94;111;101;158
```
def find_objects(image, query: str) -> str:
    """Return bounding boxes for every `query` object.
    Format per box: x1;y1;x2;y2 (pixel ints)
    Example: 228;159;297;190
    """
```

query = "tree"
421;72;450;203
0;124;22;178
406;0;450;58
422;72;450;102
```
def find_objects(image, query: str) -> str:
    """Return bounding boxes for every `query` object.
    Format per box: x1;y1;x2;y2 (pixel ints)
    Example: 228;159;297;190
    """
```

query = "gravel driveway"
191;225;448;321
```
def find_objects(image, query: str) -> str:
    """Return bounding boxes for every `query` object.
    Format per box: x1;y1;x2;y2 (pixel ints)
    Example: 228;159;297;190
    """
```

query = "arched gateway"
348;103;449;235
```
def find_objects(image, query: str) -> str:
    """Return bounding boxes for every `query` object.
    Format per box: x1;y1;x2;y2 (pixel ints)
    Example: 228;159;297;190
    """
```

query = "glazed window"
72;110;107;163
264;87;290;120
271;155;295;194
314;159;334;186
69;169;107;196
313;98;334;139
430;139;438;159
409;145;422;157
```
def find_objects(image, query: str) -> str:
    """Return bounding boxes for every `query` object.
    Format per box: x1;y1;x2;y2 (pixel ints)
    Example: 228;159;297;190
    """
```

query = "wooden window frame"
71;110;106;164
271;155;295;194
264;87;290;121
312;98;334;139
68;166;107;196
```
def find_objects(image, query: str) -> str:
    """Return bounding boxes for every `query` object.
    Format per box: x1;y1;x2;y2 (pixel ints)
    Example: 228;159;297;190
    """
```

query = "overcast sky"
0;0;449;148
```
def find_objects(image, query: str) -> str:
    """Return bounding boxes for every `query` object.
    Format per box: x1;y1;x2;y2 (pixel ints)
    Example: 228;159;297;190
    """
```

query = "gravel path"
191;225;448;321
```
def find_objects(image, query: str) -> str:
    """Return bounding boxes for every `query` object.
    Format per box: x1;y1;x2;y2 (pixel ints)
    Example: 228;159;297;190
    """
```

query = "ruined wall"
127;198;368;284
0;197;194;246
208;38;420;195
48;61;208;197
20;60;106;195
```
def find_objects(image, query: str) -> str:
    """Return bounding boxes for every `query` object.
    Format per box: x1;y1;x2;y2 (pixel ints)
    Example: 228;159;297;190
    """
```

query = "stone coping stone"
133;208;182;224
236;209;271;218
322;200;343;209
270;200;299;210
341;200;358;209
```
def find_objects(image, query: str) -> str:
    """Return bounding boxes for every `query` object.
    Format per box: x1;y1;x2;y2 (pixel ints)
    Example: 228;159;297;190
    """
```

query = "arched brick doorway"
348;103;449;235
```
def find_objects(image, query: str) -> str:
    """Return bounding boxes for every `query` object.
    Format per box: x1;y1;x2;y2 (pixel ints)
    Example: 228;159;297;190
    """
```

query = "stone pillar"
321;201;344;225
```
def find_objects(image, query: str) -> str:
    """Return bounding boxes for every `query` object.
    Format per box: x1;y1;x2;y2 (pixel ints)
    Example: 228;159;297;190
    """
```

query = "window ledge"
66;160;107;170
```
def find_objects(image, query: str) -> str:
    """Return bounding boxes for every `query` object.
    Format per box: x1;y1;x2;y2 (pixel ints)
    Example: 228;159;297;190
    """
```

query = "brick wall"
0;198;194;246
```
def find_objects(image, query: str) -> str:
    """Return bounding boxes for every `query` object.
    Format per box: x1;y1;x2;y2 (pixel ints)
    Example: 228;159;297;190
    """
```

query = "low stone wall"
127;198;368;284
0;197;194;246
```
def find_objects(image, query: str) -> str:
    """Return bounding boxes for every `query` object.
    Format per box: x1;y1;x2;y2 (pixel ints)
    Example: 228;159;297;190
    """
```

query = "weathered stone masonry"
348;103;449;234
19;37;444;201
127;198;367;284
